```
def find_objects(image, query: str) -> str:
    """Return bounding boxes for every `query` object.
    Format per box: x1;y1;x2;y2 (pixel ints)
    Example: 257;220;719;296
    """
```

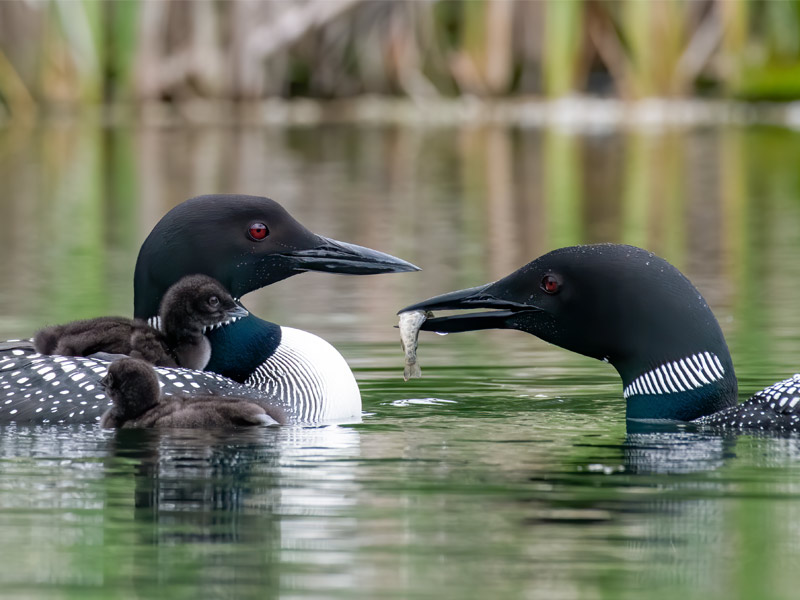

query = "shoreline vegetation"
3;97;800;129
2;0;800;126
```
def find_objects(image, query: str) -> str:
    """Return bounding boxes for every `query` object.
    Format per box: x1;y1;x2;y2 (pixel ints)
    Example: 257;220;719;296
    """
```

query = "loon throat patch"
623;352;725;398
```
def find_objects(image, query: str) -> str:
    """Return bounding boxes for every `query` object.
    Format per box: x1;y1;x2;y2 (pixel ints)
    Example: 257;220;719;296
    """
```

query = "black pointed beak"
399;282;541;333
281;237;420;275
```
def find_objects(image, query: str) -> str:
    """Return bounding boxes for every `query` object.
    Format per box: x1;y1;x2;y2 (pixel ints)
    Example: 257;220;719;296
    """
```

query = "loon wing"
0;340;36;352
694;375;800;432
0;348;291;425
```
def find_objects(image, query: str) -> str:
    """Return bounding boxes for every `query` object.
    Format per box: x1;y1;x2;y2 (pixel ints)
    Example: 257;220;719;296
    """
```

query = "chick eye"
541;274;560;294
208;296;220;307
248;222;268;241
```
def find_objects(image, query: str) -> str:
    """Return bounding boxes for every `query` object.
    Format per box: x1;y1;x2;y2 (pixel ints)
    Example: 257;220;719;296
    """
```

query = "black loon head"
159;274;249;341
402;244;738;422
101;358;161;423
134;194;419;319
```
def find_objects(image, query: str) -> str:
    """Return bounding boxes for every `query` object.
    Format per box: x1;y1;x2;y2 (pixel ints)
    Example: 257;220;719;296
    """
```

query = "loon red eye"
248;222;268;241
541;274;560;294
208;296;220;307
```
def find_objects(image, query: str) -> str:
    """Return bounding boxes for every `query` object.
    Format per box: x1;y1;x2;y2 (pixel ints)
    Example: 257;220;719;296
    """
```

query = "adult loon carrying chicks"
0;194;419;425
35;274;285;429
402;244;800;433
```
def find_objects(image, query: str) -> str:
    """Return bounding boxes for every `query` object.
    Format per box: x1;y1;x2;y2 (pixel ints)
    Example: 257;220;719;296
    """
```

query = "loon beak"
399;282;541;333
280;237;420;275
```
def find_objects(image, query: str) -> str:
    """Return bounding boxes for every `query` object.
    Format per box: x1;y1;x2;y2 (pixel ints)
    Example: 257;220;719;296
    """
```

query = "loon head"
158;274;249;339
402;244;738;422
134;194;419;319
101;358;161;422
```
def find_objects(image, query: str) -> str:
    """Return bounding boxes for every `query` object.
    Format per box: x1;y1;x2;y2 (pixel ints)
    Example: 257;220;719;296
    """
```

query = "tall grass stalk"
542;0;583;97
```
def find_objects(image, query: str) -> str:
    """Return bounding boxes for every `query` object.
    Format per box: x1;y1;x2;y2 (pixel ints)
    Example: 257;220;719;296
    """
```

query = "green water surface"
0;121;799;599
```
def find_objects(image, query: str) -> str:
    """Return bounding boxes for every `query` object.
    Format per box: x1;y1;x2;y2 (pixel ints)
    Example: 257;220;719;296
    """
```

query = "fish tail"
403;363;421;381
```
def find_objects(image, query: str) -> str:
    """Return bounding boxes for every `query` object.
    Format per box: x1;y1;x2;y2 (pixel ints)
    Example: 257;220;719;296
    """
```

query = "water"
1;120;800;599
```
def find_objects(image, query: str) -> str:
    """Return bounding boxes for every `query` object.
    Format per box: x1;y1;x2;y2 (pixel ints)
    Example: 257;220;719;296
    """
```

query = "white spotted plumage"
0;324;361;425
695;374;800;431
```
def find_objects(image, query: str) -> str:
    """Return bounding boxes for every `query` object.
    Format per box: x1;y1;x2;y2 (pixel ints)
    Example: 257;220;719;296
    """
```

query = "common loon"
100;357;285;429
0;194;418;425
401;244;800;433
34;274;247;370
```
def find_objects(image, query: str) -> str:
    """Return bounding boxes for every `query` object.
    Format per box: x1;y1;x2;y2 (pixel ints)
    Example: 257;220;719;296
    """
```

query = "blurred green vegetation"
2;0;800;119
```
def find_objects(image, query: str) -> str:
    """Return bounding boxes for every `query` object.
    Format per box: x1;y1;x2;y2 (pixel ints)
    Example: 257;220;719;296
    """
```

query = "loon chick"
401;244;800;433
158;274;248;369
33;275;247;370
0;194;418;425
100;358;285;428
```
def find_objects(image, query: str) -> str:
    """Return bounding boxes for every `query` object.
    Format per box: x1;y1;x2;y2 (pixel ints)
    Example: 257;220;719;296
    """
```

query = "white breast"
244;326;362;424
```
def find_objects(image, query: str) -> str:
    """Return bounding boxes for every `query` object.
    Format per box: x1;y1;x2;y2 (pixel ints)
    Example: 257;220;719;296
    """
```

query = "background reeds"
1;0;800;118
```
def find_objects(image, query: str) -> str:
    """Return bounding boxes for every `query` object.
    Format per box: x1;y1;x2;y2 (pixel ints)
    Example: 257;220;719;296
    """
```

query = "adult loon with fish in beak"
0;194;419;425
401;244;800;433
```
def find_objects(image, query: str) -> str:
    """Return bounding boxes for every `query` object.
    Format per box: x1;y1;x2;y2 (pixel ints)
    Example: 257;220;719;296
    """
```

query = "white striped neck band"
623;352;726;399
147;300;240;332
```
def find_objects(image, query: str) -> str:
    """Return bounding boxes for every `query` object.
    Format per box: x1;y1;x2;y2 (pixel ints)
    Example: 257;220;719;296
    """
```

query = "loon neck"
203;314;281;383
616;350;738;421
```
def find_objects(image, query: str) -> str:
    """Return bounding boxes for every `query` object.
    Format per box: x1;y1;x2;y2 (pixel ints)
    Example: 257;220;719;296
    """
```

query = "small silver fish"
399;310;433;381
